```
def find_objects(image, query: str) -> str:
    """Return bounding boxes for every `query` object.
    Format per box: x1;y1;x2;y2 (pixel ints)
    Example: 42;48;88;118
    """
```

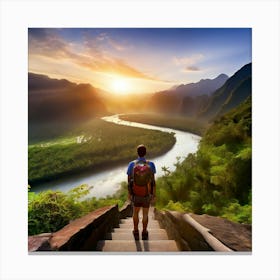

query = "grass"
29;136;80;148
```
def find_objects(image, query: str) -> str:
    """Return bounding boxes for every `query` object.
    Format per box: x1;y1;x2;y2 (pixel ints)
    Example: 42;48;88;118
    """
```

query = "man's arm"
151;173;156;202
127;175;134;201
149;162;156;200
127;162;134;201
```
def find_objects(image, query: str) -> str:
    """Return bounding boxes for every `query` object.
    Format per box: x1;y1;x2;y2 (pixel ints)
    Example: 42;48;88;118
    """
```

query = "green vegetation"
120;113;207;136
156;98;252;224
28;183;128;235
28;118;175;185
28;98;252;235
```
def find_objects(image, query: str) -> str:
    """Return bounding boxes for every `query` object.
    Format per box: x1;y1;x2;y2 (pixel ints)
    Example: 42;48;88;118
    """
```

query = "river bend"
34;115;201;198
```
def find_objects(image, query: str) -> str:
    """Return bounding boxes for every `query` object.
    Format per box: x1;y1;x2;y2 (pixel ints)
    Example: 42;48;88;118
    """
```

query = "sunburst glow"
111;78;130;94
28;28;252;95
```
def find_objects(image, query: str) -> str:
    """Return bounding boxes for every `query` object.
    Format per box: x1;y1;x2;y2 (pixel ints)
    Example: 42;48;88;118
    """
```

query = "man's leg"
133;206;141;231
142;207;149;233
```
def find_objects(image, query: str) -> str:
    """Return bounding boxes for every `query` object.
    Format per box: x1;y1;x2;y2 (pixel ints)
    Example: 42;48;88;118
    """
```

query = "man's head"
137;144;146;157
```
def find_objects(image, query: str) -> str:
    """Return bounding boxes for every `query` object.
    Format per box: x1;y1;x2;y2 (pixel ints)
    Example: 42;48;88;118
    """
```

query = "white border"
1;0;279;280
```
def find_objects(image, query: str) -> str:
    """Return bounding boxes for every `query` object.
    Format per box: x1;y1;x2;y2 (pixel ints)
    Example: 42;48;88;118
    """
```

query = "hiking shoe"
142;231;149;240
133;230;139;240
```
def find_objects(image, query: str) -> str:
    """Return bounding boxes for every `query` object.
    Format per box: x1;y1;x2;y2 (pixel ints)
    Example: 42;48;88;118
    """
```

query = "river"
34;115;201;198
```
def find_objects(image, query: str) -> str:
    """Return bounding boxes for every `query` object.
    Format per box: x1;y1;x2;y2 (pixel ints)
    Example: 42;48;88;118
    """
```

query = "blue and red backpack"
132;160;153;197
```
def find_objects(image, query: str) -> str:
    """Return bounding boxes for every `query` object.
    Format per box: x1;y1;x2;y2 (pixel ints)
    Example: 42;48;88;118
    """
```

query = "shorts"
133;195;151;208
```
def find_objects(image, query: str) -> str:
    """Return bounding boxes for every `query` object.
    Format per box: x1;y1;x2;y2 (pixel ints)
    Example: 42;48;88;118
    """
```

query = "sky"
28;28;252;95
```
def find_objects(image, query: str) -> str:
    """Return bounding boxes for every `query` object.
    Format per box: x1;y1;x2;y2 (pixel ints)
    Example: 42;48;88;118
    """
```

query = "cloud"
173;54;204;66
184;65;201;72
29;29;72;59
29;29;161;81
107;38;126;51
173;54;204;72
93;32;127;51
87;32;126;51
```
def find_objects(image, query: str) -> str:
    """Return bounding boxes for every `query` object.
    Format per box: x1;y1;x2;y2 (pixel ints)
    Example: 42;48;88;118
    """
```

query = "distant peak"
199;78;209;82
216;73;228;79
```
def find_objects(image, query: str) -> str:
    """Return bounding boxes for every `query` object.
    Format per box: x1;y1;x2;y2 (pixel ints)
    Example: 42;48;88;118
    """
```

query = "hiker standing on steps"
127;144;156;241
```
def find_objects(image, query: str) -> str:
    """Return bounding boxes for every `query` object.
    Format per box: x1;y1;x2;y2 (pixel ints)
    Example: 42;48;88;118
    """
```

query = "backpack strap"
135;158;146;164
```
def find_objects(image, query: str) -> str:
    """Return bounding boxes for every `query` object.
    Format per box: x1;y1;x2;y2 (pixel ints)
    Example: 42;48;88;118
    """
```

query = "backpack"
132;160;153;197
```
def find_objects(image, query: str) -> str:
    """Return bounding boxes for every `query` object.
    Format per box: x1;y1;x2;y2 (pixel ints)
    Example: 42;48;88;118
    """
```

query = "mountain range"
147;63;252;121
171;73;229;98
28;62;252;124
146;73;229;116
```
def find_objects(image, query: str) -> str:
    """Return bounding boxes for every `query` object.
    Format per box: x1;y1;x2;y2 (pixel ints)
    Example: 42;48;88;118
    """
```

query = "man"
127;144;156;240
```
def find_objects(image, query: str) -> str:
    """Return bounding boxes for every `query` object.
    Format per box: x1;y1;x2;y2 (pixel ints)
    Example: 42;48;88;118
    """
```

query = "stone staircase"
96;208;179;252
29;204;251;252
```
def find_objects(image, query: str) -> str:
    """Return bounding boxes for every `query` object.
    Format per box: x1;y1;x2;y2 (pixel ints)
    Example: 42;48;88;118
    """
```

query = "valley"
28;60;252;233
28;118;176;186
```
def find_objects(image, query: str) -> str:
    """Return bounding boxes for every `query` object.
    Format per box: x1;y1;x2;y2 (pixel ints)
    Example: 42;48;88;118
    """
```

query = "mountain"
180;94;209;117
198;63;252;120
28;73;107;123
219;77;251;116
146;92;182;114
146;73;228;115
173;73;229;98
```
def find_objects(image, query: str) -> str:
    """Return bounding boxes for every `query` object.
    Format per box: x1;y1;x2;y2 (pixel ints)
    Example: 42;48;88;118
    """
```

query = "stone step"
106;230;169;240
120;218;159;224
112;228;167;235
96;240;178;252
118;221;161;229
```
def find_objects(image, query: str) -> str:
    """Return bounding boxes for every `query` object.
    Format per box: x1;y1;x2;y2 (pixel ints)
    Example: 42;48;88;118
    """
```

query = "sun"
111;78;130;94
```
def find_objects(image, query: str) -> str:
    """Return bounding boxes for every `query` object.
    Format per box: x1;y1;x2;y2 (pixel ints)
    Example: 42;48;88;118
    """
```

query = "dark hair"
137;144;146;157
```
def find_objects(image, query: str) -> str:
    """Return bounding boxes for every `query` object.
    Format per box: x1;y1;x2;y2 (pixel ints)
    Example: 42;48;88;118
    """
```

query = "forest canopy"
156;97;252;224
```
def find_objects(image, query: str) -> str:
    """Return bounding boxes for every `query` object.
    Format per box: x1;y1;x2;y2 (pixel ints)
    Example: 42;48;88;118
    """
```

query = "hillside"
219;77;251;116
156;97;252;224
198;63;252;120
180;94;209;117
147;92;181;114
28;73;108;123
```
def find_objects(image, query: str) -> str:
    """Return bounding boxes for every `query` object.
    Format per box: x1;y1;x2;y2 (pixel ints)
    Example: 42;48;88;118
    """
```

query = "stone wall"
154;209;234;252
28;202;132;252
119;201;133;219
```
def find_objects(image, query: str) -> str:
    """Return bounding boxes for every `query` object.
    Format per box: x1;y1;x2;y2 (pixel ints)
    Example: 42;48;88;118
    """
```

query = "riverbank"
119;113;208;136
29;118;176;187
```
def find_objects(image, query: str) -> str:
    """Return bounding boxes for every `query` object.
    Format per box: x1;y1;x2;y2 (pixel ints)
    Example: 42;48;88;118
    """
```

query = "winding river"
34;115;201;198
